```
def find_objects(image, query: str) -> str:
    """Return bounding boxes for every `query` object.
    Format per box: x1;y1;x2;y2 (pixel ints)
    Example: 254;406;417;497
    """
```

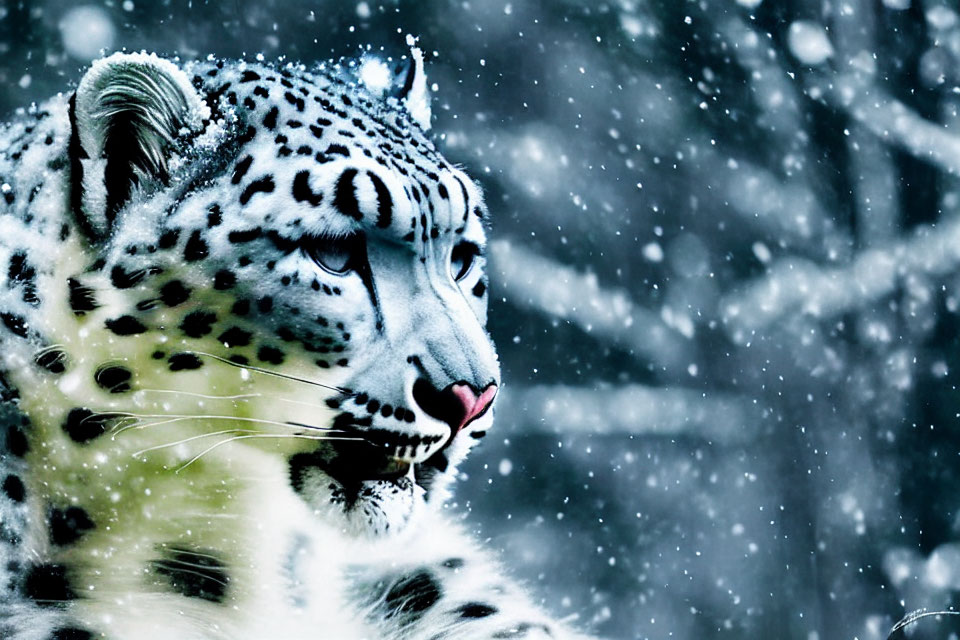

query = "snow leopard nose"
412;379;498;433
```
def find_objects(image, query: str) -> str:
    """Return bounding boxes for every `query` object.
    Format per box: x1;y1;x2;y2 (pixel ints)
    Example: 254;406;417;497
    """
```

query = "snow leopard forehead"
180;57;489;249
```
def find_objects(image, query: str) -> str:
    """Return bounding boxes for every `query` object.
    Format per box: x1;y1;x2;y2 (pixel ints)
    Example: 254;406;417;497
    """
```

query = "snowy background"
6;0;960;638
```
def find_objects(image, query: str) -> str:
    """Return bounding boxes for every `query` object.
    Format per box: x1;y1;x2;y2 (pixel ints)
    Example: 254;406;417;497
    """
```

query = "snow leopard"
0;49;597;639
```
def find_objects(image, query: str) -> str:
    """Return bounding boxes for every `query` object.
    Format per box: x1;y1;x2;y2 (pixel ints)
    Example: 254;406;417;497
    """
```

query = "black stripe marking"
207;204;223;227
2;474;25;502
263;106;279;129
7;424;28;456
218;326;252;347
325;143;350;157
228;227;262;243
214;269;236;290
8;251;39;306
159;280;191;307
454;175;470;224
68;93;97;240
63;408;111;443
35;349;67;374
397;56;417;100
183;230;209;261
94;365;132;393
284;91;305;111
288;452;323;493
158;229;180;249
24;563;78;606
180;310;217;338
110;264;144;289
67;278;98;314
151;545;230;603
231;155;253;184
456;602;498;619
105;315;147;335
1;312;28;337
264;230;298;254
168;353;203;371
333;169;362;220
384;570;442;625
257;345;285;365
240;176;275;205
293;171;323;206
368;171;393;228
49;506;95;546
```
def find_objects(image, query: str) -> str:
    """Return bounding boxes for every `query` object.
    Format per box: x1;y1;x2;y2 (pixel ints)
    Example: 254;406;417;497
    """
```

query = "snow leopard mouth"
313;427;453;499
289;383;496;533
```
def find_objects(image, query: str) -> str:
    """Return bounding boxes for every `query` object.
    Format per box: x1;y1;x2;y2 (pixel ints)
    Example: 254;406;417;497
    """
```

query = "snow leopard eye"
305;234;363;275
450;241;480;281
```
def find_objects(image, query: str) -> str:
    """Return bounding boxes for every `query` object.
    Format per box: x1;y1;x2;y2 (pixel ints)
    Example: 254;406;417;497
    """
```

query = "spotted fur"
0;51;595;639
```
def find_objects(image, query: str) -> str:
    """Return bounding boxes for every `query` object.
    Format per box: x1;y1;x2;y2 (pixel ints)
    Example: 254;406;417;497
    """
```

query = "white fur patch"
403;38;432;131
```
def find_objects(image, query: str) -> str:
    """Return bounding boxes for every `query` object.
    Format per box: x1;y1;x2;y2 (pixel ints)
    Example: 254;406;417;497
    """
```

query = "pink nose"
449;383;498;433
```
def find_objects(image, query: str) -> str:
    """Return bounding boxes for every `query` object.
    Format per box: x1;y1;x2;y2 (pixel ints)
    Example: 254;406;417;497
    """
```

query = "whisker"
131;429;258;457
111;416;190;438
162;546;235;561
888;609;960;638
148;561;230;588
177;433;363;473
286;420;337;430
136;389;264;401
34;343;67;355
153;558;228;574
134;388;336;412
105;413;340;436
70;412;146;438
183;350;352;395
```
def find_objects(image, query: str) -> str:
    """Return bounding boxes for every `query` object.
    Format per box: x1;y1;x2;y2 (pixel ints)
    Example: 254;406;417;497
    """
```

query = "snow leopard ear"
392;43;432;131
69;52;209;239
